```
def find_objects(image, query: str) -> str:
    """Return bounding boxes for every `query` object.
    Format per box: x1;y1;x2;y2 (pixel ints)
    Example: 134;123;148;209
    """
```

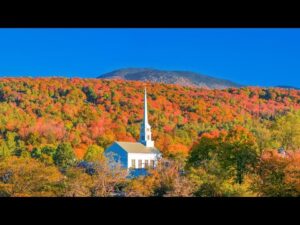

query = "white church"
105;88;162;175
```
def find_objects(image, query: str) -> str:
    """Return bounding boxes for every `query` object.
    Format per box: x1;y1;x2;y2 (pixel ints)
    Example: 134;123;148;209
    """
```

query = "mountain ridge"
98;68;242;89
274;85;300;90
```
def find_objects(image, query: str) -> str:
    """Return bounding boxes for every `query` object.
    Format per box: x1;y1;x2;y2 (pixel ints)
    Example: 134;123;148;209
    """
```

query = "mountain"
98;68;241;89
274;85;300;90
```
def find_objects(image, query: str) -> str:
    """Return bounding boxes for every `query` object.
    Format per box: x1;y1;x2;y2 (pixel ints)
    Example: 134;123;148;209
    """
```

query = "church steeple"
140;88;154;147
143;88;148;125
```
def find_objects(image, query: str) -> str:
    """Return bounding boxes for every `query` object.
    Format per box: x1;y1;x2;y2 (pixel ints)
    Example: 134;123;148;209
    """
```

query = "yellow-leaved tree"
0;156;63;197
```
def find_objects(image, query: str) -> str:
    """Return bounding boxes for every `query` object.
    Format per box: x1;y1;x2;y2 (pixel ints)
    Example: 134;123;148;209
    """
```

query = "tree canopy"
0;78;300;196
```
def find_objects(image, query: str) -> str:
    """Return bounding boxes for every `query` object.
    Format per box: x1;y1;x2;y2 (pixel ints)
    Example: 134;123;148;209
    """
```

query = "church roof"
114;141;160;154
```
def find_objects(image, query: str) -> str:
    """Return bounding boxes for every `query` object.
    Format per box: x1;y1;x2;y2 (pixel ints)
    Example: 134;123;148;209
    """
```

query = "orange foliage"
0;78;300;158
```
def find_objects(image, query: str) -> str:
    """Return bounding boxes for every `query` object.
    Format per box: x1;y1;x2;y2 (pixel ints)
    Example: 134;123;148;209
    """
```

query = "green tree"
82;86;97;104
251;120;272;156
40;145;56;165
14;140;30;158
5;131;17;153
31;147;42;159
53;143;76;169
187;126;259;185
272;110;300;151
187;135;219;168
96;133;115;149
0;140;10;158
83;145;104;162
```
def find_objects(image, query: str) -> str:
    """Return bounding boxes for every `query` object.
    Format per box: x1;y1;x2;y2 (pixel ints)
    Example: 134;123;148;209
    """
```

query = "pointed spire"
144;87;148;125
140;87;154;147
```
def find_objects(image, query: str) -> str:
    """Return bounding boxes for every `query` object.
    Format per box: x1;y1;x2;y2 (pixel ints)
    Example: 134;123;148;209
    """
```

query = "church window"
144;160;149;168
147;135;150;140
147;128;150;131
138;160;142;168
150;160;155;168
131;159;136;168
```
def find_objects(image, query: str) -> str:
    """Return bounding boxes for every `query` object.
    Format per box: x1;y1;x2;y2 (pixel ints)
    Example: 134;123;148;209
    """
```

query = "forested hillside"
1;78;300;197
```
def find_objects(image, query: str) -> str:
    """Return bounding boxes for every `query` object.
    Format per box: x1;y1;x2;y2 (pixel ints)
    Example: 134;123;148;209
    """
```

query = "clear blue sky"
0;28;299;87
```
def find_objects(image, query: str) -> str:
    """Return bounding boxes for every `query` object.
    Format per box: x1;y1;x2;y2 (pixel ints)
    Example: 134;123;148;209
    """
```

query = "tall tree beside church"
221;126;259;184
187;126;259;185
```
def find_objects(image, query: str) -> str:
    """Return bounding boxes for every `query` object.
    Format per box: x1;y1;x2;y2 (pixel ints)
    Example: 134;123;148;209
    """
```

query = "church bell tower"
140;88;154;147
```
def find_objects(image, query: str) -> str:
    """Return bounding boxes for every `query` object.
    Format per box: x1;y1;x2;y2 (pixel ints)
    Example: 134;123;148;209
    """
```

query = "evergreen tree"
53;143;76;169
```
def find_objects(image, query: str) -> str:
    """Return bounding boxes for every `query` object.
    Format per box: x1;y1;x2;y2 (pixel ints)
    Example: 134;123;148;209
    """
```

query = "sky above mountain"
0;28;299;87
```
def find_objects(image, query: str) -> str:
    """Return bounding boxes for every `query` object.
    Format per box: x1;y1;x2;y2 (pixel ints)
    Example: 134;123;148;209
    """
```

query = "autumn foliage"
0;78;300;196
